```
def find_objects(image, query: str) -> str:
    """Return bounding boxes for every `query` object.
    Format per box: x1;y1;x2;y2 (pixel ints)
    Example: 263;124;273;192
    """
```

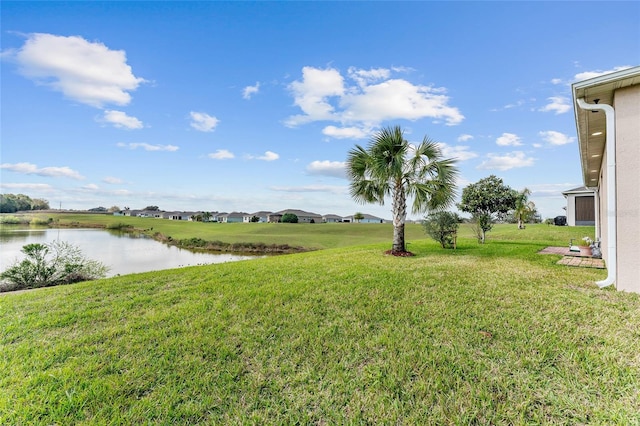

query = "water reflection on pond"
0;227;261;277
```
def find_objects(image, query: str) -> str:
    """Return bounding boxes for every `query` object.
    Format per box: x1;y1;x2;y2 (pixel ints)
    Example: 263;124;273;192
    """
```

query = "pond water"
0;227;261;277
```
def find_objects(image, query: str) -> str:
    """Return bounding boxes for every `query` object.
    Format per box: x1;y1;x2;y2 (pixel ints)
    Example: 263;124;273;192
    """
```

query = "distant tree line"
0;194;50;213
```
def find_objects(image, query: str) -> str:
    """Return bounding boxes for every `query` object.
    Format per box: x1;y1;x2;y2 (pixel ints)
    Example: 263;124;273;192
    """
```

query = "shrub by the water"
0;241;108;292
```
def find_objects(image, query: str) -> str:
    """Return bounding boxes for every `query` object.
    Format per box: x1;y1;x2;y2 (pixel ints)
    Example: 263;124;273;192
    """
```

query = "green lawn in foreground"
1;221;639;424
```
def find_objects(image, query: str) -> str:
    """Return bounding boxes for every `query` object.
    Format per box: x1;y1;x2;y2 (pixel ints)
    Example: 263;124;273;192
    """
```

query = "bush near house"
281;213;298;223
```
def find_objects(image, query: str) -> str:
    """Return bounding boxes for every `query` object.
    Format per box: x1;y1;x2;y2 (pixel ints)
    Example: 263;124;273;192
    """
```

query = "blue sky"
1;1;639;220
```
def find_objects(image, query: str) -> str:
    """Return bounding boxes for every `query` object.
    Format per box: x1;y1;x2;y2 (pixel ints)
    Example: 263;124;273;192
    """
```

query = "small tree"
250;216;260;222
422;211;460;249
353;212;365;223
346;125;458;254
0;241;108;292
513;188;536;229
458;175;516;243
281;213;298;223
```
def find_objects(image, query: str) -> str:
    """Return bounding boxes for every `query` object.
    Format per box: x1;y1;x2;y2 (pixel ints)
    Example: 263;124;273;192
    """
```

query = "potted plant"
580;236;593;257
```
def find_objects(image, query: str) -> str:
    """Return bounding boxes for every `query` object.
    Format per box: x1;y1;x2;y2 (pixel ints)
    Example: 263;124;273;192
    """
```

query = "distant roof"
274;209;322;217
562;186;594;195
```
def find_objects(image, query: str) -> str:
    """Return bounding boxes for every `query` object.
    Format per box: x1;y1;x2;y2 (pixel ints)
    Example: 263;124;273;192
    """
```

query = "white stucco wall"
614;85;640;293
566;194;577;226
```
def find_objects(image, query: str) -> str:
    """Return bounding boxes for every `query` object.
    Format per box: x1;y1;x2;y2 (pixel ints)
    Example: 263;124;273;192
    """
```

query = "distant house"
322;214;344;223
211;212;226;222
273;209;322;223
220;212;246;223
345;213;385;224
572;65;640;293
163;212;192;221
134;210;163;218
243;211;272;223
201;211;219;222
267;213;282;223
562;186;595;226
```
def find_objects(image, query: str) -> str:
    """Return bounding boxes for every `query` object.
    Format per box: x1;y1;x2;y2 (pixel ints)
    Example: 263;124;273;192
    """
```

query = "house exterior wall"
360;217;384;223
614;85;640;293
566;194;577;226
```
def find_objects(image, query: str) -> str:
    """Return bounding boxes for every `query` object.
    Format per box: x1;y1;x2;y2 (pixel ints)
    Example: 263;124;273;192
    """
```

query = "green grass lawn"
3;212;601;251
1;218;639;424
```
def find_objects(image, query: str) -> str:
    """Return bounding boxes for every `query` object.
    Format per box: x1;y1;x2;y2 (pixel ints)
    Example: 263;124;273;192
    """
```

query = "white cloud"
82;183;99;190
270;184;347;194
496;133;523;146
340;78;464;126
529;182;579;198
243;82;260;99
246;151;279;161
102;110;143;129
502;100;525;109
8;33;145;108
457;134;474;142
103;176;124;184
477;151;535;171
116;142;179;152
257;151;279;161
539;96;571;114
322;125;369;139
0;162;84;179
551;78;563;85
347;66;391;87
208;149;235;160
539;130;575;146
306;160;347;178
435;143;478;162
286;66;464;131
0;182;53;191
189;111;219;132
574;66;632;82
286;67;345;126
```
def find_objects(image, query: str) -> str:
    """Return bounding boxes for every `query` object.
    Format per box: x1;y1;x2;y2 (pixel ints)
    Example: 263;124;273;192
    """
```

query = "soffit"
572;66;640;186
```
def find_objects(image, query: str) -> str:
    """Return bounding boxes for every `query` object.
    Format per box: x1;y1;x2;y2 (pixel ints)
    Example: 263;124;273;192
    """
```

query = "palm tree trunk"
392;182;406;252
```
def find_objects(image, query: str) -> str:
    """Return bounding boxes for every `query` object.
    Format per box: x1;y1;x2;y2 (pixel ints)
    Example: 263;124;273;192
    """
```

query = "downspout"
576;98;616;288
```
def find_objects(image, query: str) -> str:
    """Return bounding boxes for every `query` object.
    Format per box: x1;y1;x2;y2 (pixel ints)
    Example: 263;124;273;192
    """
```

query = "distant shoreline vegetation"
0;213;309;255
159;235;307;255
0;193;50;213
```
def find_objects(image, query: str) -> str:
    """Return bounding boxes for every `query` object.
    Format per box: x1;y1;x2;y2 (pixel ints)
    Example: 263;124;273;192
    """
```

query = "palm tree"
513;188;535;229
346;125;458;253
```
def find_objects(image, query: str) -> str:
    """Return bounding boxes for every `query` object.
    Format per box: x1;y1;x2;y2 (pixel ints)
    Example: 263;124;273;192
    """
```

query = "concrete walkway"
538;246;606;269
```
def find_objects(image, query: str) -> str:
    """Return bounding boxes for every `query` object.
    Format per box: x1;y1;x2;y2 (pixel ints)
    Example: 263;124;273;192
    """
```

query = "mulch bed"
384;250;415;257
